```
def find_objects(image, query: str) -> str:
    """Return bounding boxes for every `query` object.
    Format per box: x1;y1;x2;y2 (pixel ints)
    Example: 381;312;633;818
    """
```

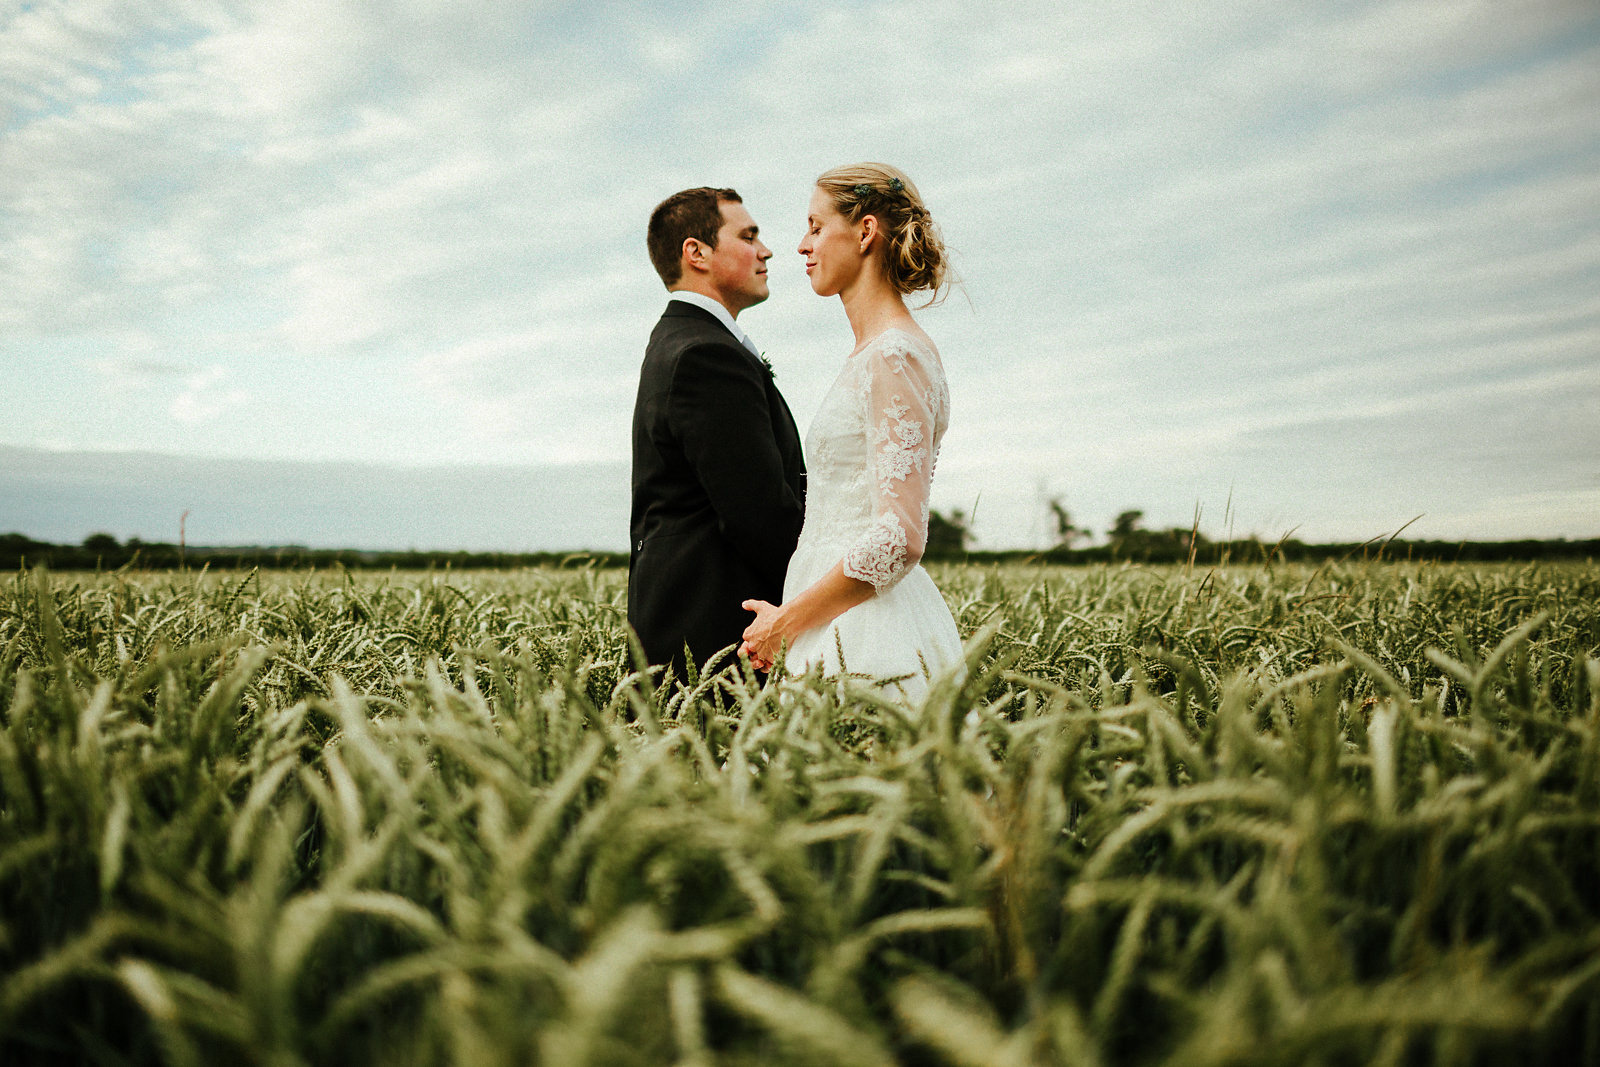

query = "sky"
3;0;1598;552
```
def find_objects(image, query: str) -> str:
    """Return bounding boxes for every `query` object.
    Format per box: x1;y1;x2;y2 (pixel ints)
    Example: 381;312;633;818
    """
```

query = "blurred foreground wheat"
1;561;1597;1065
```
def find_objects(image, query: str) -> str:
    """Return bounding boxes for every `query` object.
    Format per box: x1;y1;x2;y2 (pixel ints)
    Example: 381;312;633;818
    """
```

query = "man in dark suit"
629;187;807;678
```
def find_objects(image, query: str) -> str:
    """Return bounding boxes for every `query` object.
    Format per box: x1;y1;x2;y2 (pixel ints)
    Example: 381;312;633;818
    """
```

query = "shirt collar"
668;291;760;357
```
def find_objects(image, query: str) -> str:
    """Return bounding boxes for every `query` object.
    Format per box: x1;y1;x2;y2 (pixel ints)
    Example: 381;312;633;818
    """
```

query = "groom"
628;187;806;678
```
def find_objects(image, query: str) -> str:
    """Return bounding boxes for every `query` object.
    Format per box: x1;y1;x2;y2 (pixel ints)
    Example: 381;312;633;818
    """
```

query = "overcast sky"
4;0;1598;551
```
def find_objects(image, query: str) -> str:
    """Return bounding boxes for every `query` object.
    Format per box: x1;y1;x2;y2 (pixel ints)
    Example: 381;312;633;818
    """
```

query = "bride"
740;163;962;701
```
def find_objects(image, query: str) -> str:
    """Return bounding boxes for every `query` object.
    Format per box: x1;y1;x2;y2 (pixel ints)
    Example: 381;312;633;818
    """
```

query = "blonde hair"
815;162;948;305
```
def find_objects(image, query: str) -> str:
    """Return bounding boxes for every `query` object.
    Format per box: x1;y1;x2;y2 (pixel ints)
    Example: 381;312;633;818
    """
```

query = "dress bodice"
794;328;950;591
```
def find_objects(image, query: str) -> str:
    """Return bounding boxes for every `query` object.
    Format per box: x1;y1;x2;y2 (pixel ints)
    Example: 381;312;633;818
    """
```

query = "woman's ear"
858;215;879;253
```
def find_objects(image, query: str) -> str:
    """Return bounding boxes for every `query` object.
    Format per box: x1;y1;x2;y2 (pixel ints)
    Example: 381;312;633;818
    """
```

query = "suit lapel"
662;301;763;366
661;301;802;483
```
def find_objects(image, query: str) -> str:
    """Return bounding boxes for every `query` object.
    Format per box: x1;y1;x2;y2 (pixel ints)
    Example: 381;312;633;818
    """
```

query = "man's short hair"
647;187;741;287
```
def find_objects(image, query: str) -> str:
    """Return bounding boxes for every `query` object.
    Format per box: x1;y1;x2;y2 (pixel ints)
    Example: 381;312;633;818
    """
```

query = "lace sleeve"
842;337;946;591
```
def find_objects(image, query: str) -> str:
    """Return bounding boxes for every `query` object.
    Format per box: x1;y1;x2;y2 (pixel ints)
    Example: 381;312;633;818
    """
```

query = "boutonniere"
760;352;775;380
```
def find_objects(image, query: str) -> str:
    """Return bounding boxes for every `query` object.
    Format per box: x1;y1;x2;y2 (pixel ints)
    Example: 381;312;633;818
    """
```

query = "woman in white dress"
740;163;962;701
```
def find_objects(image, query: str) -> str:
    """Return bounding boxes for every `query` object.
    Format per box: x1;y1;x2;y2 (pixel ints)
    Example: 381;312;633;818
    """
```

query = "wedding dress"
781;327;963;701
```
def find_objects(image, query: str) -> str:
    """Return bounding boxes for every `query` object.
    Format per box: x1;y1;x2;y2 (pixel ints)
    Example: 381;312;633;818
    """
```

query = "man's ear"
682;237;707;274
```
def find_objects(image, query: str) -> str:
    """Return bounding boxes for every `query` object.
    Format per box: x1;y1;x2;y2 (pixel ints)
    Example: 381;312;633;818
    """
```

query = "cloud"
2;0;1597;546
90;354;193;381
169;366;248;424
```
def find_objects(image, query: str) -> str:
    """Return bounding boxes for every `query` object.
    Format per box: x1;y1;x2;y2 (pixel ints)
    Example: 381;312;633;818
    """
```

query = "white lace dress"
781;328;963;700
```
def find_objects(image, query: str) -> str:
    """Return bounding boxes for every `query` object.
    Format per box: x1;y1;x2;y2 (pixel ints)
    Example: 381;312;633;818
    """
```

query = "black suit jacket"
628;301;806;676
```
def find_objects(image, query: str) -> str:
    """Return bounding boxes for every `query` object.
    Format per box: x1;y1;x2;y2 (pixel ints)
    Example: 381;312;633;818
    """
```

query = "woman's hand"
740;599;784;672
740;566;876;673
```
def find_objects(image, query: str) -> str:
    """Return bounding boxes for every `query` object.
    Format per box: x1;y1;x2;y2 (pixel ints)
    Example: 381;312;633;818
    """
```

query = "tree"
1047;497;1086;549
1107;510;1151;559
926;508;971;558
1110;510;1144;540
82;533;120;555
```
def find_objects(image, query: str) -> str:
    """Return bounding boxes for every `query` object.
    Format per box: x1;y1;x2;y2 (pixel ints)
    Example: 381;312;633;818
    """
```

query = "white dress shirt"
668;291;761;357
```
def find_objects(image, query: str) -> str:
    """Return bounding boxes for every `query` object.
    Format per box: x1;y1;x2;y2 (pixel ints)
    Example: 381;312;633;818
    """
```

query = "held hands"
741;567;870;674
740;599;784;673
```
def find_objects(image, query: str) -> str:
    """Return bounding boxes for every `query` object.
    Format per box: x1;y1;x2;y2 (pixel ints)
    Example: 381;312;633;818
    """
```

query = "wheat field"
1;560;1597;1065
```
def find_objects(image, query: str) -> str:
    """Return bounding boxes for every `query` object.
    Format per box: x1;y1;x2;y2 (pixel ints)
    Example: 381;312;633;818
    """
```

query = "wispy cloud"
90;354;194;382
168;365;248;424
2;0;1596;547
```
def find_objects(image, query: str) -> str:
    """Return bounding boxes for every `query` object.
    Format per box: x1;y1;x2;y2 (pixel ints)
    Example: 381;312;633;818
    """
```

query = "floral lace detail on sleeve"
840;333;947;591
843;511;909;588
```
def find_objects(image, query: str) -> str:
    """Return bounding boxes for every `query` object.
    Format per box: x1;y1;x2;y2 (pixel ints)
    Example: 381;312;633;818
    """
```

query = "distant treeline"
924;507;1600;565
5;528;1596;572
971;537;1600;566
0;533;627;572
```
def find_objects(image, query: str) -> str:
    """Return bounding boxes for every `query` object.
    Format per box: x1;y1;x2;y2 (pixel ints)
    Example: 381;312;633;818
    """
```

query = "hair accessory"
888;177;904;192
853;184;872;197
